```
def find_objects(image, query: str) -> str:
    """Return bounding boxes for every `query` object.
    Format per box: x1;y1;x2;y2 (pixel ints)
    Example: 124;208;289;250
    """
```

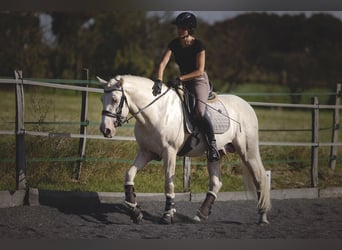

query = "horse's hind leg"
240;152;271;225
124;149;155;224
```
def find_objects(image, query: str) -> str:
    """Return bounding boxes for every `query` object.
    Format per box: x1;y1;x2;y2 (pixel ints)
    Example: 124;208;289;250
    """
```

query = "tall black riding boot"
200;113;220;162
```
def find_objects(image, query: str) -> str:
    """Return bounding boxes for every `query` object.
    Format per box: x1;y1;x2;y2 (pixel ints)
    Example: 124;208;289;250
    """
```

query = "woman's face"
177;27;193;46
177;27;189;39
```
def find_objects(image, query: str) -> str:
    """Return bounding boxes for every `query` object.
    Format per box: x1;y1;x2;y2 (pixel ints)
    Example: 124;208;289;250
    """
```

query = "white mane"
104;75;153;92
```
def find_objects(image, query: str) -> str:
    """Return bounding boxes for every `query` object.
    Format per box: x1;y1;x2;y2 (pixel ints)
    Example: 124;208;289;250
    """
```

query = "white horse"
98;75;271;225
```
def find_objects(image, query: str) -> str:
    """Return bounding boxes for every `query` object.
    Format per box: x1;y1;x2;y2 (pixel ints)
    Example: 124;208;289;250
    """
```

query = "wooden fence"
0;69;341;191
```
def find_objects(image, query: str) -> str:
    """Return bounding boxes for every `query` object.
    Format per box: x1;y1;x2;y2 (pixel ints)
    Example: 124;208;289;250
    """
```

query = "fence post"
14;70;27;190
329;83;341;170
311;97;319;188
183;156;191;192
75;68;89;180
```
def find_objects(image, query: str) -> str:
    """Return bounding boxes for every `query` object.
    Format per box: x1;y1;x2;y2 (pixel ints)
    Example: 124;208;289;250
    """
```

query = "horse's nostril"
104;128;111;135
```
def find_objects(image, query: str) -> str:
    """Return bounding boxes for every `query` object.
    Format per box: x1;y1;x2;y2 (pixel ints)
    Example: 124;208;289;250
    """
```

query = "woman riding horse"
152;12;220;163
98;13;271;225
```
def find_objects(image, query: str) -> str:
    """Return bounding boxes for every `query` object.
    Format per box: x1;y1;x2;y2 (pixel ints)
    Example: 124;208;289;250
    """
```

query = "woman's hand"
152;79;163;96
167;78;181;88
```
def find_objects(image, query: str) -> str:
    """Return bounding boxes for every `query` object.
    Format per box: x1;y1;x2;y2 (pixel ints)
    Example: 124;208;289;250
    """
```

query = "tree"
306;13;342;89
205;12;342;99
49;12;93;79
205;17;250;92
0;12;50;77
2;11;342;96
86;11;155;79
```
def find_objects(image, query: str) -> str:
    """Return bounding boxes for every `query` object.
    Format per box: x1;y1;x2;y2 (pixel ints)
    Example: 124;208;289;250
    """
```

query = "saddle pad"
206;99;230;134
182;97;230;135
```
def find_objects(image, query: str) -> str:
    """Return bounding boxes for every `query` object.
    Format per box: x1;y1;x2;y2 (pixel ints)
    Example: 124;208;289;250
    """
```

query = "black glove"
152;79;162;96
167;78;181;88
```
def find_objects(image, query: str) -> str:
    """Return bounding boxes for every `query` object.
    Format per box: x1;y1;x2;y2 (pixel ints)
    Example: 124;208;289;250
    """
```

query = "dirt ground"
0;197;341;239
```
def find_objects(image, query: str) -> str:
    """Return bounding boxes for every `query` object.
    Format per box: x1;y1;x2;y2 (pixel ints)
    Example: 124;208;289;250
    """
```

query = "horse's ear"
96;76;107;85
116;75;124;87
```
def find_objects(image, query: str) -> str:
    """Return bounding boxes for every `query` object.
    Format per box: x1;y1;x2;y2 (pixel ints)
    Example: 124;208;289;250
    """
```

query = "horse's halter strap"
102;87;128;127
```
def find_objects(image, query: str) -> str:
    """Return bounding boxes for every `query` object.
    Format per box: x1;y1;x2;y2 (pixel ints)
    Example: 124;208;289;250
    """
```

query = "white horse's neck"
121;75;181;128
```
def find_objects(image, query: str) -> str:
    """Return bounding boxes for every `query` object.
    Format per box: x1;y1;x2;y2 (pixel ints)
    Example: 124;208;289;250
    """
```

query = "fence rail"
0;70;341;191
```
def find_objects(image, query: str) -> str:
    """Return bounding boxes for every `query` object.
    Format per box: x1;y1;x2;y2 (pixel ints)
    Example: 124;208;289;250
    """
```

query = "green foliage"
2;11;342;98
206;13;342;94
113;43;154;76
0;13;50;77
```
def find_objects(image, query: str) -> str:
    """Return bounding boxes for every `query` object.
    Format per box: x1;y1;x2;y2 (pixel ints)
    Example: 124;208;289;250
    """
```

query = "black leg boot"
124;185;143;224
124;185;136;205
197;192;216;220
200;113;220;162
159;195;176;224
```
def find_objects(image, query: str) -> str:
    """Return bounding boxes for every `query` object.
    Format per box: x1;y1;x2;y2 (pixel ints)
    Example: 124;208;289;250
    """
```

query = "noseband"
102;87;128;127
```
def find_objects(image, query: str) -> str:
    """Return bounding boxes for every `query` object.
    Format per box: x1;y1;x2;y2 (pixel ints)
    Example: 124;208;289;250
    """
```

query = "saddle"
177;83;230;156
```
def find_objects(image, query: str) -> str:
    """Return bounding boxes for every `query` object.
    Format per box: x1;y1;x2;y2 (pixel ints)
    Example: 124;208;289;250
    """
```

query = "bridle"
101;87;128;127
102;85;171;127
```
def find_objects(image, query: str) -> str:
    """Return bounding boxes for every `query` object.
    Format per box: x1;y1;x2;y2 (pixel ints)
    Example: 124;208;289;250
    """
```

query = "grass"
0;83;341;193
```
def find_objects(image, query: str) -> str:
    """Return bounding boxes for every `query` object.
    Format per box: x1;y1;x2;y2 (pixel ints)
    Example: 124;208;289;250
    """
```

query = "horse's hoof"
192;210;209;223
132;212;143;224
258;219;270;225
128;205;143;224
258;213;270;225
195;209;209;221
159;213;174;225
192;215;202;223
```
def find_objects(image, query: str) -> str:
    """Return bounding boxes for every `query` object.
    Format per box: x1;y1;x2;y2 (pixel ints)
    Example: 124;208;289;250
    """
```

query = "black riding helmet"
172;12;197;34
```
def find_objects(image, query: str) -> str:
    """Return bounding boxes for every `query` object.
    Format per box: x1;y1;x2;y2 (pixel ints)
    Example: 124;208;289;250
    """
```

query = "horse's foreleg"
124;150;155;224
159;150;177;224
194;160;222;222
124;185;143;224
159;194;176;224
207;160;223;194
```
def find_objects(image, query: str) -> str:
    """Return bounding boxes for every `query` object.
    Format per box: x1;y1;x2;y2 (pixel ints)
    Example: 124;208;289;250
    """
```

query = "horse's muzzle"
100;123;113;138
103;128;112;138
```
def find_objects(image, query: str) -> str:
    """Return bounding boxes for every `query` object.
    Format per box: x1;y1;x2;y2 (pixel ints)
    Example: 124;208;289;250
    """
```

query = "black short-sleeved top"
168;38;206;75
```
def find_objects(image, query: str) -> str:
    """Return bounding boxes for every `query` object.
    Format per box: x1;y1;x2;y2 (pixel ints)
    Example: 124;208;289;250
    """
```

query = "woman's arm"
156;48;172;81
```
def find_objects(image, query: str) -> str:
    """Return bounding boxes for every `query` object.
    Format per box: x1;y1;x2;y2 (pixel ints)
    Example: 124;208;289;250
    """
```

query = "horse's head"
97;76;129;138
